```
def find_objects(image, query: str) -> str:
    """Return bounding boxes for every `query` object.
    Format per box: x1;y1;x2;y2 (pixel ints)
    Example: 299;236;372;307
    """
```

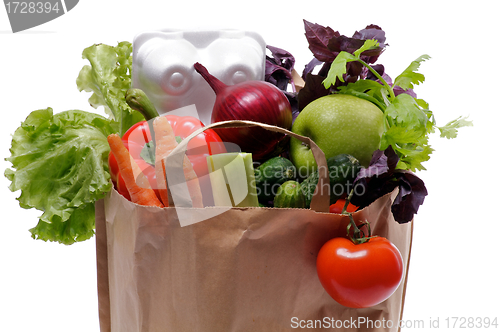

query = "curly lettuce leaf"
76;41;143;136
5;108;117;244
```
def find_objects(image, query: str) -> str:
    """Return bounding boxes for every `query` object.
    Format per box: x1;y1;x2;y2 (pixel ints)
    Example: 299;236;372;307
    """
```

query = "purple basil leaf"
393;86;417;98
298;60;334;110
383;73;393;84
266;45;295;71
297;73;331;110
385;146;400;170
316;61;332;77
351;146;427;223
366;64;385;81
351;175;398;210
303;20;340;62
359;66;369;80
327;34;385;65
263;46;299;120
351;147;396;208
355;146;399;183
265;46;295;91
391;170;428;223
284;91;300;123
345;61;364;82
327;35;365;54
353;25;387;64
265;59;293;90
302;57;323;78
351;146;400;209
265;59;293;79
323;28;386;85
355;150;388;182
352;25;387;47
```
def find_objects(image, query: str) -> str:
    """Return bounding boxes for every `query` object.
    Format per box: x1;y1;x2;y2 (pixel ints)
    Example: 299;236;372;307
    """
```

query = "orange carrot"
153;116;203;208
107;134;164;208
152;117;174;207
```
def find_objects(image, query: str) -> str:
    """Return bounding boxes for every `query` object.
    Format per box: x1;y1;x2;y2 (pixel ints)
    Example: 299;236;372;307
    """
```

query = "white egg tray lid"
132;29;266;125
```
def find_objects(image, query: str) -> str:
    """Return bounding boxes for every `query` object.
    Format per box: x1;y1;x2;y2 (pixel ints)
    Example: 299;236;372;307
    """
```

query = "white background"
1;1;498;331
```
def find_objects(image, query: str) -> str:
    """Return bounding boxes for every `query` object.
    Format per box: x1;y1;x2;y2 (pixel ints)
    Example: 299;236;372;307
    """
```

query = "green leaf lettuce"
76;41;143;136
4;41;147;244
5;108;118;244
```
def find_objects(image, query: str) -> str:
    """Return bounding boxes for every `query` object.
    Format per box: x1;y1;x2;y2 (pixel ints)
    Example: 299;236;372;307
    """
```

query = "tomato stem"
343;188;374;245
341;189;355;214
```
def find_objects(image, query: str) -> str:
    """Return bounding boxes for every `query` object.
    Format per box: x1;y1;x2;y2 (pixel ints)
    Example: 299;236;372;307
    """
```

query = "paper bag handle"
165;120;331;213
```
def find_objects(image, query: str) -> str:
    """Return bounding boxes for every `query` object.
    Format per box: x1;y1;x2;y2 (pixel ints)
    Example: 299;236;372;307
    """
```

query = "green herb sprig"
323;39;472;171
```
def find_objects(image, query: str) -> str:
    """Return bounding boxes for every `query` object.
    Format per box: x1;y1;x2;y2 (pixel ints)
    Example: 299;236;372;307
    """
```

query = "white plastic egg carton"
132;29;267;126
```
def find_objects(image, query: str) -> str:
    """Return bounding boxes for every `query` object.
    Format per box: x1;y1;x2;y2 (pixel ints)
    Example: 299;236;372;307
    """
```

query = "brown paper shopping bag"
95;120;413;332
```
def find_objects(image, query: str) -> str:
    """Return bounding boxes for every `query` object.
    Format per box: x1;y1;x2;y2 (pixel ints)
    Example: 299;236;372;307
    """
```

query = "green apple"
290;94;384;177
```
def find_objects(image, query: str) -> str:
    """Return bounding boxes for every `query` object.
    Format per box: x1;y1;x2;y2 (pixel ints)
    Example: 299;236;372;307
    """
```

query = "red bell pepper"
108;90;225;204
109;114;225;203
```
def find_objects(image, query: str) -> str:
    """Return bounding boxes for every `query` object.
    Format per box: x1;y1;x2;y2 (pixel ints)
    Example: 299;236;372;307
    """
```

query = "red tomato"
316;236;404;308
329;199;358;214
108;115;225;203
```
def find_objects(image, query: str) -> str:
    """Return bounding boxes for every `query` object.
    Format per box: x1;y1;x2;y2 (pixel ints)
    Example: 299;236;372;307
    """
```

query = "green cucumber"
254;156;296;204
300;154;361;208
274;180;306;208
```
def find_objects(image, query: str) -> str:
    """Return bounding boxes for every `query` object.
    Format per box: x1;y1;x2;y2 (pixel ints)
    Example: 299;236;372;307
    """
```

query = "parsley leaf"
438;116;473;139
353;39;380;58
336;79;388;111
322;52;358;87
393;54;431;90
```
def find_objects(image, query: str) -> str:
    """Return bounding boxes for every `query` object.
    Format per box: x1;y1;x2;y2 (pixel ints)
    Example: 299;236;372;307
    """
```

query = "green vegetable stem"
125;88;160;121
125;88;161;163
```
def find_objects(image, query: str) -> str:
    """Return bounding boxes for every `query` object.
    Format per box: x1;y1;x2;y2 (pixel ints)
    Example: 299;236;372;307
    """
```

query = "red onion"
194;62;292;161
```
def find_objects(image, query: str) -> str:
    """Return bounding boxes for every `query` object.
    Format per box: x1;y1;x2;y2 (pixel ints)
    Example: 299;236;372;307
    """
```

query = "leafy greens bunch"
5;42;140;245
5;22;472;244
299;20;472;171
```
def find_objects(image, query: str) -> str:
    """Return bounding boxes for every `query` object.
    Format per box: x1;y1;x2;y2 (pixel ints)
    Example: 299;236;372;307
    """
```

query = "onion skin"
194;62;292;161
